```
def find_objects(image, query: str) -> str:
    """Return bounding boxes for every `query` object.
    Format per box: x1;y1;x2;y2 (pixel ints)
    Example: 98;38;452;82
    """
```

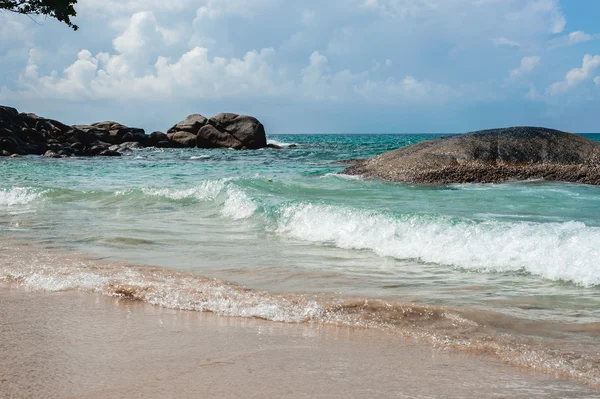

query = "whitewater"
2;133;600;385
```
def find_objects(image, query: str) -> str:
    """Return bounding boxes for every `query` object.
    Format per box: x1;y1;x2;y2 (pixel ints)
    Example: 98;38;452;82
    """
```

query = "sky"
1;0;599;133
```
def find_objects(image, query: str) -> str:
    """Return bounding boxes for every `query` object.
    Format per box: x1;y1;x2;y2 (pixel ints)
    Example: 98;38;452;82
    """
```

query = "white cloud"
113;12;165;54
505;0;565;34
300;51;365;100
194;0;277;21
509;56;541;78
38;46;287;100
525;84;541;100
2;0;597;130
568;31;593;45
354;76;457;104
549;54;600;95
6;12;292;102
326;27;356;56
594;77;600;87
77;0;193;14
491;37;520;47
549;30;596;48
362;0;566;36
301;10;316;26
299;50;454;103
361;0;438;18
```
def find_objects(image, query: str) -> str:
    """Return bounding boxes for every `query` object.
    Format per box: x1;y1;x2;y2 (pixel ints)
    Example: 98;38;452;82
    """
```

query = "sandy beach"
1;282;598;399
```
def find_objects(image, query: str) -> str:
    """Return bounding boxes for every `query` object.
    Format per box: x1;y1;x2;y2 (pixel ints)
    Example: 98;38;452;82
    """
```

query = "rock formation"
342;127;600;185
167;113;267;150
0;106;270;157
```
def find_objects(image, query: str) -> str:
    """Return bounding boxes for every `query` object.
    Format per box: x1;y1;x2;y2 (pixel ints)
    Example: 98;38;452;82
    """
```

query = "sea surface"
2;133;600;386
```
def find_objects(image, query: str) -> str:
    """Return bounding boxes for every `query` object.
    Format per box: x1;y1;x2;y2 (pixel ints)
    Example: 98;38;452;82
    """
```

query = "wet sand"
1;283;598;398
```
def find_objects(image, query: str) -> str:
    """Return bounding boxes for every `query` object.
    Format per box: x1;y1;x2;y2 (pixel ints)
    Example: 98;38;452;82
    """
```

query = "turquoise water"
2;133;600;383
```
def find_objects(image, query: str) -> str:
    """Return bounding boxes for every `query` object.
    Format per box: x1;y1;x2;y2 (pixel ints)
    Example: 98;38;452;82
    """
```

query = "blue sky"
1;0;599;133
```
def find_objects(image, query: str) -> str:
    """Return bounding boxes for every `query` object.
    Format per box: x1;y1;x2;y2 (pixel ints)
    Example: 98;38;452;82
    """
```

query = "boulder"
109;142;143;153
72;125;115;145
143;131;169;147
167;114;207;134
91;121;146;140
99;149;121;157
42;150;64;158
342;127;600;185
197;124;243;149
0;105;269;155
167;131;197;148
207;113;267;149
167;112;267;149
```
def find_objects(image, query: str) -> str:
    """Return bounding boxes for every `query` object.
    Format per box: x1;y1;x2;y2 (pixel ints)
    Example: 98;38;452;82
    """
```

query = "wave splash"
274;203;600;287
1;241;598;387
4;179;600;286
0;187;45;207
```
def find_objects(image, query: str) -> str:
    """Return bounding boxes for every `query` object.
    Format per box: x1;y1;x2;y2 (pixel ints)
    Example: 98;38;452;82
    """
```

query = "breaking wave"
267;138;298;148
3;179;600;286
0;187;45;207
274;203;600;287
1;240;598;387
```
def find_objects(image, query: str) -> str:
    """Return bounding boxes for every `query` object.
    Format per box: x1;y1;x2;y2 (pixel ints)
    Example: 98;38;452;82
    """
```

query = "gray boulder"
73;125;114;145
147;131;169;147
342;127;600;185
167;112;267;149
167;131;197;148
92;121;145;136
207;113;267;149
197;124;243;149
167;114;207;135
42;150;64;158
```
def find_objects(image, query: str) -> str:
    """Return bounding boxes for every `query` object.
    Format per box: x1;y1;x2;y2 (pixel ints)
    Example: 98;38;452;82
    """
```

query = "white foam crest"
142;179;229;201
267;138;298;148
0;187;44;207
190;155;211;160
221;187;258;220
321;173;362;180
0;255;322;323
275;203;600;286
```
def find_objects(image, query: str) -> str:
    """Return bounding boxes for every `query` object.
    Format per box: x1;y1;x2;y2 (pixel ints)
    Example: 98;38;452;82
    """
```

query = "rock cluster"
0;106;269;157
167;113;267;150
342;126;600;185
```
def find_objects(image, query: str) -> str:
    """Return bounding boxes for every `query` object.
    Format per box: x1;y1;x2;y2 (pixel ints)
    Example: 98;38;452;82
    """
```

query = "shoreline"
1;238;599;391
2;282;599;398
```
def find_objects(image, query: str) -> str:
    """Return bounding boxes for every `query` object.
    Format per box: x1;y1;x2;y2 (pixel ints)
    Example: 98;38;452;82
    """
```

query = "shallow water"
1;133;600;385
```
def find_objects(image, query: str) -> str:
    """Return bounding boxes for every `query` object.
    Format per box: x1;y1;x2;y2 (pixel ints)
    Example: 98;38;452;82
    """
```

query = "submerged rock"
342;127;600;185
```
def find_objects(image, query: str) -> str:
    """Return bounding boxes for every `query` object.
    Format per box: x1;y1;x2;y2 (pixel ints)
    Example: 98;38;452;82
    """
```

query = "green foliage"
0;0;78;30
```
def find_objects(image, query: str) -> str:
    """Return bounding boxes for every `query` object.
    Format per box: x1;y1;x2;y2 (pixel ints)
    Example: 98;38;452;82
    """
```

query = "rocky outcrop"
167;114;207;135
0;106;270;157
342;127;600;185
0;109;138;157
167;113;267;150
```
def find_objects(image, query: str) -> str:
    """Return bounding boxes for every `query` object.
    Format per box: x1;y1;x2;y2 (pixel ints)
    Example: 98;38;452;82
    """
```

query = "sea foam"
142;179;229;201
275;203;600;287
267;138;298;148
141;179;257;220
221;187;257;220
0;187;44;207
2;240;599;387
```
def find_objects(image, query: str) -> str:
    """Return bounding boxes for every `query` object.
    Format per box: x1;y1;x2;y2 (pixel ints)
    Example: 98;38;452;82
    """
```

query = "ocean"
2;133;600;387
